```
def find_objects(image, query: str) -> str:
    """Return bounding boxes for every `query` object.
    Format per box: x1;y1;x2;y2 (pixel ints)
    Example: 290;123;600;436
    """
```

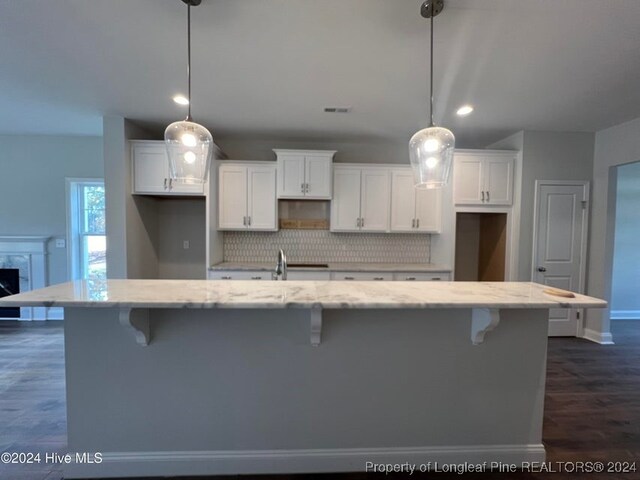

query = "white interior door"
533;181;589;336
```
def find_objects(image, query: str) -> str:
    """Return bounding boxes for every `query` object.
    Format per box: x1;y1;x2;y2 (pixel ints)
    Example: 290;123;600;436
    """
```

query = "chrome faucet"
273;249;287;280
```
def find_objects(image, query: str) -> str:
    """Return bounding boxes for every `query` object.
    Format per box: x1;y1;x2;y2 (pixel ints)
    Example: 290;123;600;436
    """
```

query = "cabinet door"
218;165;248;230
390;170;417;232
305;156;332;199
415;187;442;233
330;168;362;231
360;169;390;232
287;271;332;281
484;157;513;205
132;144;169;194
277;155;306;198
247;166;277;230
453;156;484;204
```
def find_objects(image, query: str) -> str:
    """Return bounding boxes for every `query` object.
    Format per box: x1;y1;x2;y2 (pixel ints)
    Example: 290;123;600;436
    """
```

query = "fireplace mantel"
0;236;54;320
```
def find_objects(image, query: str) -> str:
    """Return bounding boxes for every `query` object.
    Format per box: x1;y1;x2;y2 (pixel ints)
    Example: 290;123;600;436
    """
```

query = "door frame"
531;180;590;336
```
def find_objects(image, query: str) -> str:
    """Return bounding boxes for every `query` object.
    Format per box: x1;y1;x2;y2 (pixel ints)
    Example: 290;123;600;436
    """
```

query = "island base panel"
63;307;548;478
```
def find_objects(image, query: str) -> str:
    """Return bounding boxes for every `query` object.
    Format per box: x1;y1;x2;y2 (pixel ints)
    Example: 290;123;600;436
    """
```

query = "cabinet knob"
537;267;547;272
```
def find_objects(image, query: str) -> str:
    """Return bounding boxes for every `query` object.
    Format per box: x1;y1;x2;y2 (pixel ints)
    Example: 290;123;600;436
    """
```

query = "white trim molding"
610;310;640;320
64;444;546;479
582;328;614;345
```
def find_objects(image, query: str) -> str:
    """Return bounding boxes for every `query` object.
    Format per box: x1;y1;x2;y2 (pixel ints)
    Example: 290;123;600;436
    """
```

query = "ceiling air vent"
324;107;352;113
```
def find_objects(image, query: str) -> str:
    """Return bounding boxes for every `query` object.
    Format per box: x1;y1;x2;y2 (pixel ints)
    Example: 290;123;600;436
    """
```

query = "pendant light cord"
429;9;434;127
186;3;192;121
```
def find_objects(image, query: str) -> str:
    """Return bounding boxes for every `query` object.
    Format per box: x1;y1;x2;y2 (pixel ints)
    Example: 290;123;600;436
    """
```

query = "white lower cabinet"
218;162;277;231
208;270;270;280
286;271;332;281
331;272;392;281
393;272;450;281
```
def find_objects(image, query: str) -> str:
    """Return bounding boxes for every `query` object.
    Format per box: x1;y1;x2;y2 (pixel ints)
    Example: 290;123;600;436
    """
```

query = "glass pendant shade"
409;126;455;189
164;120;213;184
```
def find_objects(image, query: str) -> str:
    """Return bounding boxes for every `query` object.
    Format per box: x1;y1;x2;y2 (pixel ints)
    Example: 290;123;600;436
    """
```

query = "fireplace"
0;269;20;318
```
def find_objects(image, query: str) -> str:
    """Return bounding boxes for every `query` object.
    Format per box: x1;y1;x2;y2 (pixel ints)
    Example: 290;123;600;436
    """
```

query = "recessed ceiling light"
173;95;189;106
456;105;474;116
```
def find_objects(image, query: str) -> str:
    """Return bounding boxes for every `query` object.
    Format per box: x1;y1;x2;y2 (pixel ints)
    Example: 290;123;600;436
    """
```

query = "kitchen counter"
210;261;451;272
0;279;605;309
0;281;605;479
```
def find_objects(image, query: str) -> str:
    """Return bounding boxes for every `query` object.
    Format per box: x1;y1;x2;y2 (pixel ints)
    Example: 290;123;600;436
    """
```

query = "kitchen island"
0;280;606;479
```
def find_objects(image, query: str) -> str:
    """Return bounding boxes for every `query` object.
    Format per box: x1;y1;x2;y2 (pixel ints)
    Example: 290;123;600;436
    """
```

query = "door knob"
537;267;547;272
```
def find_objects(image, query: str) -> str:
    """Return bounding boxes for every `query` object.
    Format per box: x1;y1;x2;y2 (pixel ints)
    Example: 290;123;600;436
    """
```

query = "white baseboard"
610;310;640;320
64;444;546;479
582;328;614;345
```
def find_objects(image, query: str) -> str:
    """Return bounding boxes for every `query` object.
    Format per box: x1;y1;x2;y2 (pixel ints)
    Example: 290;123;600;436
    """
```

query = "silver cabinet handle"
301;183;305;193
431;277;441;281
481;191;485;202
416;218;420;228
344;276;355;280
411;219;415;228
373;277;384;281
248;216;251;226
360;217;364;227
405;277;416;281
169;178;173;189
164;178;168;190
486;190;490;202
305;183;309;193
356;218;360;228
243;216;247;226
251;276;262;280
537;267;547;272
221;276;232;280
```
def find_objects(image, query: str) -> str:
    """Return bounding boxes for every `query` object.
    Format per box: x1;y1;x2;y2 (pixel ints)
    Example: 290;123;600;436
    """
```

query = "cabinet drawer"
393;273;450;281
208;270;270;280
331;272;392;281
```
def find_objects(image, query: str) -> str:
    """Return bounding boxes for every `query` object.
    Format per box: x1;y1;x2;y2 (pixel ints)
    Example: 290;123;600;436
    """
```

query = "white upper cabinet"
218;163;277;231
274;149;335;199
390;169;442;233
131;141;204;196
453;153;514;205
331;166;390;232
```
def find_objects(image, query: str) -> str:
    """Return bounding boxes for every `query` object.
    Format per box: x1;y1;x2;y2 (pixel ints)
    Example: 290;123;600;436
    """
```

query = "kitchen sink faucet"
273;249;287;280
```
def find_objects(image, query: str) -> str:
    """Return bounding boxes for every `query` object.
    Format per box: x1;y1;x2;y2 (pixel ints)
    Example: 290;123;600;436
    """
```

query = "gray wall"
215;136;411;164
0;134;103;285
611;161;640;318
587;116;640;339
489;131;594;281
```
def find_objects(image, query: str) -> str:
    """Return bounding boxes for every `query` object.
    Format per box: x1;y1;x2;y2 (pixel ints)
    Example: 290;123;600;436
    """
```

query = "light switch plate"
55;238;66;248
183;240;190;250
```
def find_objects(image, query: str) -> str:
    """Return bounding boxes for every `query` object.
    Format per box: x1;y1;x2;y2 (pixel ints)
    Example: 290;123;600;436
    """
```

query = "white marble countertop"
209;262;452;272
0;280;607;310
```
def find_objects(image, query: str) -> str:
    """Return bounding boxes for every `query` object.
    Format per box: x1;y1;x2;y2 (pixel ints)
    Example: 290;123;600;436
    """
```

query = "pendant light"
164;0;213;185
409;0;455;189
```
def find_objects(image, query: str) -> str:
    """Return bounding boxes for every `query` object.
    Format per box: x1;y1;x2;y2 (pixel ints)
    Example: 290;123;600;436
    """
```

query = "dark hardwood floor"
0;321;638;480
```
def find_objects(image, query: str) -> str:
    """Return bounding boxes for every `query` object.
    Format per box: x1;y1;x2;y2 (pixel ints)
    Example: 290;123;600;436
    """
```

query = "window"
67;179;106;280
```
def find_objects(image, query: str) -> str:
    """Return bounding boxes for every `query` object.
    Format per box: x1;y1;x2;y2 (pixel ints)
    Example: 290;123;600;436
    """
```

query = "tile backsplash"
223;230;431;264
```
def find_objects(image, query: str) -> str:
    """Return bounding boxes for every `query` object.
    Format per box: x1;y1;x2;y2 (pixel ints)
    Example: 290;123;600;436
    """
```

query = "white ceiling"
1;0;640;147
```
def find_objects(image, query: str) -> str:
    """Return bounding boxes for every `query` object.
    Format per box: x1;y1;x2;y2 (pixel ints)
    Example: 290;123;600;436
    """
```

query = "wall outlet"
183;240;190;250
55;238;66;248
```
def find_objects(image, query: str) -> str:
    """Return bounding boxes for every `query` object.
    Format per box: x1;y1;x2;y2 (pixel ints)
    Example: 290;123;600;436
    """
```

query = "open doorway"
454;212;507;281
611;161;640;321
